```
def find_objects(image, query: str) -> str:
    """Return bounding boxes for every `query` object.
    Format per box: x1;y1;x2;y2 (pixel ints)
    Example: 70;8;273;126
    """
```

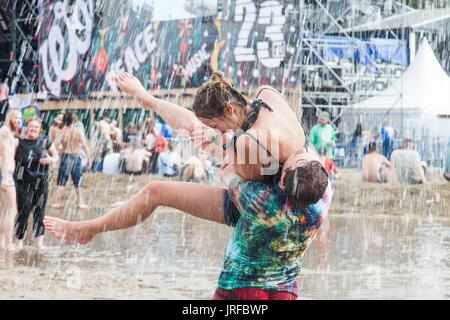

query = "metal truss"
299;0;450;134
2;0;40;93
298;0;416;132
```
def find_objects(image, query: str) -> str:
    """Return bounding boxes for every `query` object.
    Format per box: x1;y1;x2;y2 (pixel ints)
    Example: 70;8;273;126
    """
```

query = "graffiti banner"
38;1;405;98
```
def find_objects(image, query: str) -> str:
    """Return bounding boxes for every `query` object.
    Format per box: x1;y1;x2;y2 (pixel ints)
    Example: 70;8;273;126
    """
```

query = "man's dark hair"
284;160;329;209
63;111;74;126
103;112;111;122
368;141;377;152
402;138;413;149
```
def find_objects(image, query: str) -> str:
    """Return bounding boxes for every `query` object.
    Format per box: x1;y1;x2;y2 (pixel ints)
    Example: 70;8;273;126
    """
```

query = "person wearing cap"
309;111;336;159
49;114;63;142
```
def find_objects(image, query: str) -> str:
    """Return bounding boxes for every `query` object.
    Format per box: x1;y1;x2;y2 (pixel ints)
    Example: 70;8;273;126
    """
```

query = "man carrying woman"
45;71;332;300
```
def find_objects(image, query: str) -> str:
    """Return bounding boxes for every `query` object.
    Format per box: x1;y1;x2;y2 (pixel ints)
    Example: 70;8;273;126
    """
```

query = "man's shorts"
213;287;297;300
224;191;240;227
57;154;84;187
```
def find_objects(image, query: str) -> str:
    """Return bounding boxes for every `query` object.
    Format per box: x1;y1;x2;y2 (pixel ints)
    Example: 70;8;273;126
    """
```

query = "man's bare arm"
416;160;427;183
79;132;90;160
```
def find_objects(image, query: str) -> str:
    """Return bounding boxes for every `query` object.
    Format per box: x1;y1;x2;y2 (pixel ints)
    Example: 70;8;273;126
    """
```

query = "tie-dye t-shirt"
218;177;332;295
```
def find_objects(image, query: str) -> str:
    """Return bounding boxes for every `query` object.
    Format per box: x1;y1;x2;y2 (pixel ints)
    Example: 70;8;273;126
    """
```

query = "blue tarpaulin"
303;34;407;74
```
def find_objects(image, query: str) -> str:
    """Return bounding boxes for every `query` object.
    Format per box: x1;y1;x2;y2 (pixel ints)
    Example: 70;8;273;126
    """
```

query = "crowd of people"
0;102;448;253
0;71;448;303
0;105;448;252
0;106;218;251
46;110;215;181
308;111;448;184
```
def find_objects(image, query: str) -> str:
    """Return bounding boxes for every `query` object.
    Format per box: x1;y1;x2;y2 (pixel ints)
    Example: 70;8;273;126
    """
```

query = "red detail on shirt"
213;287;297;300
324;157;338;176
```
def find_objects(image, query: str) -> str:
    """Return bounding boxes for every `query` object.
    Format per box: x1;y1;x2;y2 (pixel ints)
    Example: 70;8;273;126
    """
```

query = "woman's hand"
0;183;9;192
220;161;239;186
188;122;222;150
39;155;54;166
114;72;150;103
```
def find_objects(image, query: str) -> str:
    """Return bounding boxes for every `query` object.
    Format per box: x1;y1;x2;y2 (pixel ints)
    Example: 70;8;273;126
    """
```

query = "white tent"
351;38;450;116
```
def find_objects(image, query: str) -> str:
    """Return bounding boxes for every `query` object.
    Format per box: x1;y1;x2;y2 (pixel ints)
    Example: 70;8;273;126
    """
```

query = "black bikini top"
223;99;273;152
222;94;310;183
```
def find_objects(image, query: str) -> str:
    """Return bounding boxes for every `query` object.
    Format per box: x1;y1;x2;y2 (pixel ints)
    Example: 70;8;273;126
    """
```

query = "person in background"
0;108;22;251
309;111;336;159
148;127;168;174
72;113;88;170
120;138;151;175
444;145;450;182
390;138;427;184
92;115;113;172
14;118;59;250
110;120;123;152
73;113;85;136
380;119;396;160
350;122;363;167
158;141;181;178
123;123;137;144
180;153;208;183
0;77;9;125
52;112;91;209
361;141;393;183
154;119;173;140
49;114;63;142
318;147;339;179
144;119;155;151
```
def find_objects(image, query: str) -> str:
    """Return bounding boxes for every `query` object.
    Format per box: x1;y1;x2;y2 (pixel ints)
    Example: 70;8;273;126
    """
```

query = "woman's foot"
78;203;88;209
2;243;16;252
43;217;95;244
34;236;45;251
16;239;24;250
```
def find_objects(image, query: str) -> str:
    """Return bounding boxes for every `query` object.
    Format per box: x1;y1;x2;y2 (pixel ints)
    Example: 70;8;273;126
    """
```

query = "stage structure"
2;1;450;139
0;0;40;94
296;1;450;131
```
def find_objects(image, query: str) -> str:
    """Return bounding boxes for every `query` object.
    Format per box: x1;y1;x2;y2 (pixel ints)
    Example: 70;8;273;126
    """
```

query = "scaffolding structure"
0;0;40;94
298;0;450;133
1;0;449;133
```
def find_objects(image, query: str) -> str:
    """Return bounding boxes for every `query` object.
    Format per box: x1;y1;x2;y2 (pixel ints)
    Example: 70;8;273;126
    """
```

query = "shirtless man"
181;154;208;183
52;112;91;209
120;139;151;175
361;142;393;183
0;109;22;251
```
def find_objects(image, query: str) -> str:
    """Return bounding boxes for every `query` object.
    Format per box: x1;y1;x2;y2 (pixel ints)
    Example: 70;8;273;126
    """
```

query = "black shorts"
57;154;84;187
223;191;240;227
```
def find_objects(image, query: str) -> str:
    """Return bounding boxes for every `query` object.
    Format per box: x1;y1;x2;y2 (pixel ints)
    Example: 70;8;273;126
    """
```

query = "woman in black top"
14;118;59;250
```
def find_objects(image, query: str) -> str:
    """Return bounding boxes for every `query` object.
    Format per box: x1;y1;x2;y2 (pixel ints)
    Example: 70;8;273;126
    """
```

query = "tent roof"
350;38;450;116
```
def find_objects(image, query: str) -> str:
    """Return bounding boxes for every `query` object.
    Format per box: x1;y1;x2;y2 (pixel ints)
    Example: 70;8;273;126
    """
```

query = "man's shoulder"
255;85;281;99
0;125;9;134
392;149;417;159
0;126;12;139
374;153;387;160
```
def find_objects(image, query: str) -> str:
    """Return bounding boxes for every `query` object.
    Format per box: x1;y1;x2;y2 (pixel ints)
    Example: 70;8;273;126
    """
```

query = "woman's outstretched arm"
114;72;225;160
115;72;200;132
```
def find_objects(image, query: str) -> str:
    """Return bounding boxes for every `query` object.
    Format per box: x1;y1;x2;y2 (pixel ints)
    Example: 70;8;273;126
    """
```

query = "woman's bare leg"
44;181;227;244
